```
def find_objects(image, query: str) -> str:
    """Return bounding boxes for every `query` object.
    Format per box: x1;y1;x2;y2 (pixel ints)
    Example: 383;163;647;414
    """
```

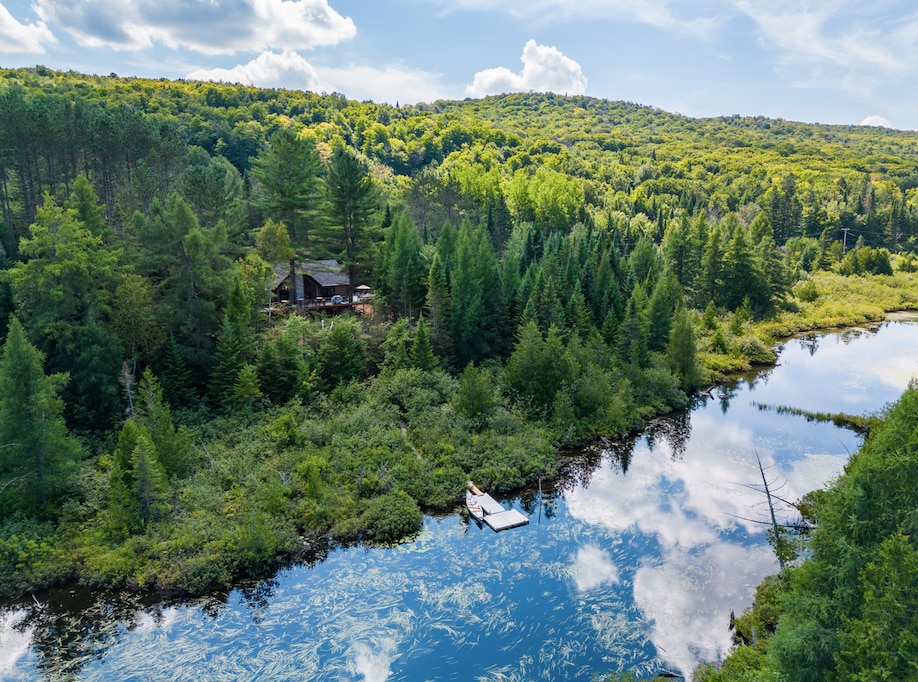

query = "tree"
666;306;701;391
250;127;322;247
110;273;165;367
455;362;495;426
0;318;81;512
410;315;438;371
135;368;192;477
316;318;366;391
233;364;263;411
322;144;379;298
378;212;425;318
131;433;168;524
209;315;245;409
139;192;231;374
254;219;295;265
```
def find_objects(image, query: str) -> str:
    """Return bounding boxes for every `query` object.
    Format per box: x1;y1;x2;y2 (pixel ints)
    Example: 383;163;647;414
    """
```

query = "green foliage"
315;318;366;390
4;68;918;601
0;318;82;514
250;127;322;246
711;383;918;680
455;362;496;426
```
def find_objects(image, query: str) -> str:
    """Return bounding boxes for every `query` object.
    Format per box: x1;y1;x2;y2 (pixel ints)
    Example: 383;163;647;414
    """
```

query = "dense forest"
0;67;917;676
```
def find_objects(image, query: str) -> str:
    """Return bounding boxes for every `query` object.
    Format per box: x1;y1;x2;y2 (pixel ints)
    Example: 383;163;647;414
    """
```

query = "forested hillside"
1;67;917;603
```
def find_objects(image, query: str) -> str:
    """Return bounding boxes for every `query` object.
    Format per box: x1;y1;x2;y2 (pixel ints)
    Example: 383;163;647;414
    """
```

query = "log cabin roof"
271;259;349;290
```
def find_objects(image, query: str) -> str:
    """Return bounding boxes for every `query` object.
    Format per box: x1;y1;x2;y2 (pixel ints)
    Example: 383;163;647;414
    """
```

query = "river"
2;318;918;681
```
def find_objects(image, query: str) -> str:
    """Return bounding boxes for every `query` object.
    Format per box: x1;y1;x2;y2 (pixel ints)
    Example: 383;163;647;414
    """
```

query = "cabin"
270;260;351;310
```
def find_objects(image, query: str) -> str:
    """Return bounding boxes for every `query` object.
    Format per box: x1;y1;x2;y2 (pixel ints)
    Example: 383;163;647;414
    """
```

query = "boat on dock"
465;482;529;531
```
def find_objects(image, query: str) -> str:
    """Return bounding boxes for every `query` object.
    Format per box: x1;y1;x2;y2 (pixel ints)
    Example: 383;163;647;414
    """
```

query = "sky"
2;0;918;130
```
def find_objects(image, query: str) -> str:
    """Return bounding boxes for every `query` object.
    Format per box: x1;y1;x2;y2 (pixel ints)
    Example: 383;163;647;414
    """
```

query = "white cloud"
425;0;723;38
465;40;587;98
860;114;892;128
187;50;322;91
633;542;777;676
34;0;355;55
321;63;451;104
0;2;55;53
0;609;33;675
188;52;447;104
570;545;620;592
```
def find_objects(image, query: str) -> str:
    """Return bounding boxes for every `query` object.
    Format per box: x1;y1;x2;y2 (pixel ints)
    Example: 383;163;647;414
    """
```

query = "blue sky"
1;0;917;129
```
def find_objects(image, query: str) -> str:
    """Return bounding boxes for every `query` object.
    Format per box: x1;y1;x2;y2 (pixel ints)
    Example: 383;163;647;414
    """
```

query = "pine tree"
322;144;379;298
0;318;81;512
667;306;701;391
209;315;245;409
131;433;168;524
251;127;322;247
410;315;438;371
233;364;263;410
158;336;196;409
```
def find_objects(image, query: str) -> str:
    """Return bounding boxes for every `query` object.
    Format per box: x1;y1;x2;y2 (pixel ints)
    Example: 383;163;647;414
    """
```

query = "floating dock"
466;482;529;531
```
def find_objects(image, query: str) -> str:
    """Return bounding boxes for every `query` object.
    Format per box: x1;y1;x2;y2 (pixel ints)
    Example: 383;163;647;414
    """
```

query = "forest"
0;66;917;677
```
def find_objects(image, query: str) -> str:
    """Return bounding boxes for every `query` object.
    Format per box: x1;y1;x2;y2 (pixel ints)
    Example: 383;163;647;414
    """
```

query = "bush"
361;490;423;543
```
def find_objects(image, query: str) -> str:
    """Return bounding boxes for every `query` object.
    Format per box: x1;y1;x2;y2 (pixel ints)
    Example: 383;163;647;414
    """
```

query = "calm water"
3;319;918;681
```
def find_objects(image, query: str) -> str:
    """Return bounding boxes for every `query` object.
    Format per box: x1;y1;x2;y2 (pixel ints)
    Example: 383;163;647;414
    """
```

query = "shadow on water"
0;536;333;679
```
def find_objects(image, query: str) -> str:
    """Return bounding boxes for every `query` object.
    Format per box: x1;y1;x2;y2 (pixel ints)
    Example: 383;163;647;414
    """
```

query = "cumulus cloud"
0;2;55;53
570;545;620;592
34;0;355;55
860;114;892;128
633;542;777;676
320;63;451;104
188;52;446;104
187;50;322;91
465;40;587;98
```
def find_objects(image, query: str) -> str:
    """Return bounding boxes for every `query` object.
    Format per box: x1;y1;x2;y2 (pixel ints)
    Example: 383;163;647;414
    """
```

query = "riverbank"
8;316;917;680
2;271;916;603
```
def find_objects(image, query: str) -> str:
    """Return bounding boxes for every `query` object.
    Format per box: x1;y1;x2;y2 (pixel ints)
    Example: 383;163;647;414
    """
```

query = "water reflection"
3;320;918;680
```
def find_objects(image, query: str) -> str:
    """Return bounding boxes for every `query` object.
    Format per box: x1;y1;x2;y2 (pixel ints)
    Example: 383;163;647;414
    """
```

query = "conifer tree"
135;368;191;477
666;306;701;391
209;315;245;409
0;318;80;512
158;336;196;409
233;364;263;410
251;127;321;247
131;433;168;524
410;315;438;371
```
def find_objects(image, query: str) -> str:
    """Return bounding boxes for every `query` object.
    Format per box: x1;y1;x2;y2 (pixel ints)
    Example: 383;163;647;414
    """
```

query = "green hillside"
0;67;916;676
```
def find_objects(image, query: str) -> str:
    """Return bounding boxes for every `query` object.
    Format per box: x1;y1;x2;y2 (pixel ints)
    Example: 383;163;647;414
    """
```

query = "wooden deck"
466;482;529;531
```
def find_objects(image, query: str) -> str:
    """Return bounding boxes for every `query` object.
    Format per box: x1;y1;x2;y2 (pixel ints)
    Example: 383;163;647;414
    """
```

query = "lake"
3;318;918;681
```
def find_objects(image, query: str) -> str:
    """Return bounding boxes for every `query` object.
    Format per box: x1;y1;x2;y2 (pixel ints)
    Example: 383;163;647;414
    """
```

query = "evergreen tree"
158;336;197;409
410;315;438;371
131;433;168;524
316;318;366;391
322;144;379;297
0;318;81;512
666;306;701;391
379;212;425;318
455;362;495;427
233;364;263;410
425;251;452;357
135;368;191;477
381;318;411;371
618;285;650;368
209;315;245;409
250;127;322;247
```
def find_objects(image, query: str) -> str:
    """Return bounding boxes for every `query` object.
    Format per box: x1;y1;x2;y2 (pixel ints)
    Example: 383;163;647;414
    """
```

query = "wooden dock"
466;482;529;531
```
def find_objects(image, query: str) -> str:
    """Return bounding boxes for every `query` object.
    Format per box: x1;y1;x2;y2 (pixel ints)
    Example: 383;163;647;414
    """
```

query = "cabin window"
322;286;335;298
